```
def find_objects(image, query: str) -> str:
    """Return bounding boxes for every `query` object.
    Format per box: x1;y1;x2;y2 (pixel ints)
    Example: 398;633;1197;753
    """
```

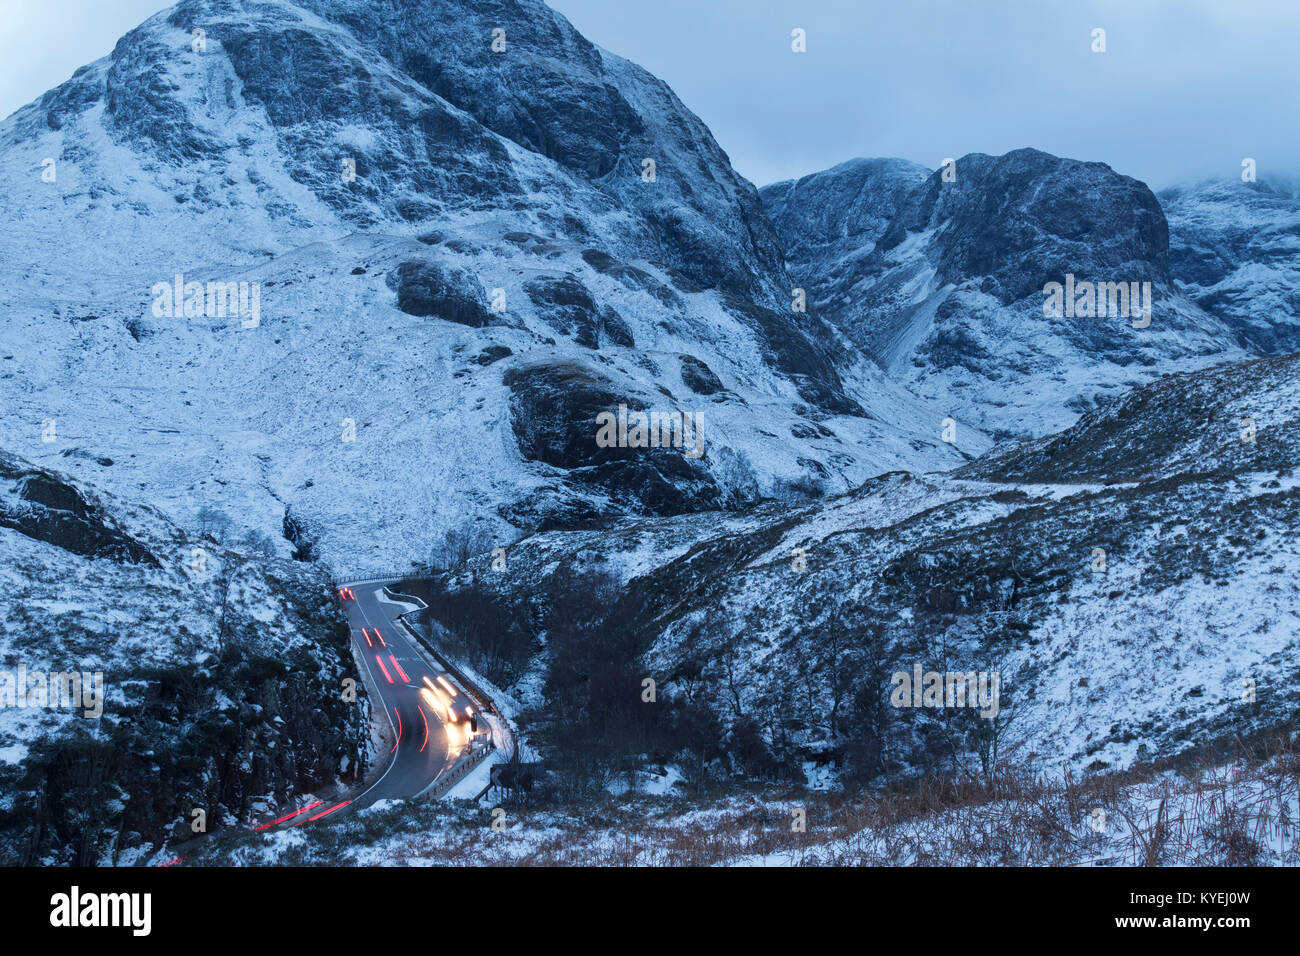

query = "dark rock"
0;463;158;565
472;344;513;366
761;157;930;285
502;362;725;515
282;508;316;562
678;354;723;395
523;273;633;349
386;260;493;326
580;250;682;309
878;149;1169;304
1160;179;1300;353
718;290;861;417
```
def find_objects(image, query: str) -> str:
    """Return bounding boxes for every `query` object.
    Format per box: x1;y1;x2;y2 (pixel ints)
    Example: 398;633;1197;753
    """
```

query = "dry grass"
207;728;1300;867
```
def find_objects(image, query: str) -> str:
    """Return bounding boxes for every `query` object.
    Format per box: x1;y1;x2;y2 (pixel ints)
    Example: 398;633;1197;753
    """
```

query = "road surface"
250;582;493;831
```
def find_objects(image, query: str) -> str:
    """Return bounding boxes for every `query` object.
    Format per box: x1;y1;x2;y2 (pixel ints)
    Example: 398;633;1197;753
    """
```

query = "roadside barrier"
382;586;517;763
426;740;495;800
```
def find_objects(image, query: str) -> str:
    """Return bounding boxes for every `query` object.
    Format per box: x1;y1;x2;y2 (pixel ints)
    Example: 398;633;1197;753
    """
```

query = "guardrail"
334;572;412;589
336;575;518;792
382;586;517;764
425;741;495;800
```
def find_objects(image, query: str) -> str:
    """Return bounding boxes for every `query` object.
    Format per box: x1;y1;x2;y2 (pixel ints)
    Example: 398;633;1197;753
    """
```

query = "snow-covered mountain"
427;350;1300;777
0;449;367;864
1;0;981;574
3;0;1298;862
759;156;931;291
1159;177;1300;355
762;149;1252;441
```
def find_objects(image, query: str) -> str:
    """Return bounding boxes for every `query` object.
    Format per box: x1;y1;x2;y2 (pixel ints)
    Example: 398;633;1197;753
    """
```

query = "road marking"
342;584;490;808
342;591;403;807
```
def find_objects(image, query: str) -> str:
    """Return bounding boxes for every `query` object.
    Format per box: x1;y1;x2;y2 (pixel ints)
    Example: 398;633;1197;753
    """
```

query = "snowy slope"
762;149;1253;441
1160;177;1300;354
425;351;1300;776
0;450;366;864
0;0;980;574
190;751;1300;866
962;352;1300;484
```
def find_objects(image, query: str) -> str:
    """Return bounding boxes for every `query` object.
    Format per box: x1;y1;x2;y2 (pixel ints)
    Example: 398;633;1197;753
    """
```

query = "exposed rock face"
0;453;368;865
763;149;1248;440
874;149;1171;305
503;362;730;515
0;460;158;566
579;250;682;309
388;260;494;327
63;0;790;306
522;274;633;349
285;0;793;302
0;0;976;573
1159;178;1300;354
761;156;931;286
436;350;1300;780
678;354;723;395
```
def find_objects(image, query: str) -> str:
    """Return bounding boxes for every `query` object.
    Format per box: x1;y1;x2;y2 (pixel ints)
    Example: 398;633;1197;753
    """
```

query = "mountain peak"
10;0;789;303
764;147;1245;440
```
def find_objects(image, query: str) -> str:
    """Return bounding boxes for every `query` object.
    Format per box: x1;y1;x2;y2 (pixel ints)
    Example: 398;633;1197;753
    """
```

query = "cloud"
5;0;1297;192
551;0;1300;189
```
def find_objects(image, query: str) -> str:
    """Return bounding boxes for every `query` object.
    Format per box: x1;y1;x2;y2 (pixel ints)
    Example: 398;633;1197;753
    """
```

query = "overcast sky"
4;0;1297;190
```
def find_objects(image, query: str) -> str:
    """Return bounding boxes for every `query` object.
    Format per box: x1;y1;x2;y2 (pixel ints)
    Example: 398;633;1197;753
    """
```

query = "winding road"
250;582;496;832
